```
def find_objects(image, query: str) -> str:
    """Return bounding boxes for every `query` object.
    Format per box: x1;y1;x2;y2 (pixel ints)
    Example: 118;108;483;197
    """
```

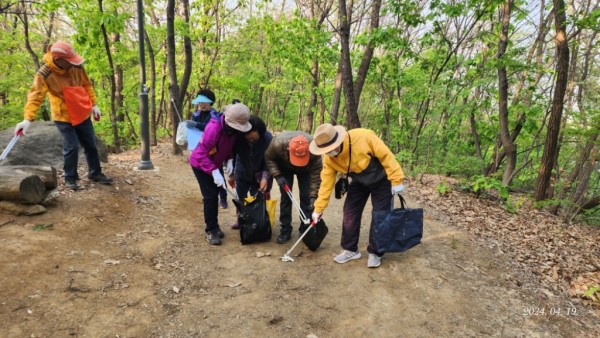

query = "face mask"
327;148;340;157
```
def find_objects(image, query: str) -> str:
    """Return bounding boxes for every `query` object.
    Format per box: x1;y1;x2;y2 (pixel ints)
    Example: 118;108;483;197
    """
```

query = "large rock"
0;121;108;167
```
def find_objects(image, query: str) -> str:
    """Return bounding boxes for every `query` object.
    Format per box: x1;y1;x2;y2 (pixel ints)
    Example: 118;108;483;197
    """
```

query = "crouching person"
309;123;405;268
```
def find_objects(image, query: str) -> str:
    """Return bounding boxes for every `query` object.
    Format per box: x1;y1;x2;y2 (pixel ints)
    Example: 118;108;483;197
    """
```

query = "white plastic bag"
176;122;187;145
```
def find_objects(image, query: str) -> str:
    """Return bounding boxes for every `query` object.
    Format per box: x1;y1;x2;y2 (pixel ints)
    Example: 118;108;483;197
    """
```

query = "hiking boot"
231;222;240;230
276;226;292;244
205;230;222;245
65;177;79;191
334;250;362;264
88;173;113;185
220;199;228;209
216;228;225;239
367;253;381;268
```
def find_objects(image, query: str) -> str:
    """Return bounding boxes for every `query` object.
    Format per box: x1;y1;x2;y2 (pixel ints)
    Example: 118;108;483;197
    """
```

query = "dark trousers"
235;178;259;200
341;179;392;255
278;171;311;230
191;166;220;233
55;118;102;179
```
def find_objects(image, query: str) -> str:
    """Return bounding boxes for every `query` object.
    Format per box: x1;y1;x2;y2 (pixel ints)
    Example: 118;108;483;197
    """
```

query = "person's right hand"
259;178;268;192
275;176;288;188
212;169;225;187
15;120;31;136
311;212;322;223
185;120;197;128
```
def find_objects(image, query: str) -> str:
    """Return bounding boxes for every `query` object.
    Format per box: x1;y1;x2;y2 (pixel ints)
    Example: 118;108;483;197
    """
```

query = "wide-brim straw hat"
309;123;347;155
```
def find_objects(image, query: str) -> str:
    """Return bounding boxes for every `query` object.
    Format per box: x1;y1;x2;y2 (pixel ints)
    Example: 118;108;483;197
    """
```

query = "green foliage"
584;285;600;303
436;180;451;195
33;224;54;231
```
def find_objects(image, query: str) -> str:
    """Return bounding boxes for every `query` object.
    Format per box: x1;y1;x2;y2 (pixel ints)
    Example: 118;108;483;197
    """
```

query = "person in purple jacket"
189;103;252;245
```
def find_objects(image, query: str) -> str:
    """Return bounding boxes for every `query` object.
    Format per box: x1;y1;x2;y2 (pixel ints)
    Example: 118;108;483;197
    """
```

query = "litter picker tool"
282;184;310;225
170;98;183;122
280;183;318;262
0;131;22;161
281;216;320;262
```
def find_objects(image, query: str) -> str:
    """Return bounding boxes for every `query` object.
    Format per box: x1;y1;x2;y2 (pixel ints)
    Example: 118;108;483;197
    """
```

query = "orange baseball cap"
49;41;84;65
289;135;310;167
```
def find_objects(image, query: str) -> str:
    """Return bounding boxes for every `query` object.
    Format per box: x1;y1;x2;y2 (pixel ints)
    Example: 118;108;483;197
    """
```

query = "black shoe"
216;228;225;239
65;177;79;191
88;173;113;185
205;230;222;245
276;226;292;244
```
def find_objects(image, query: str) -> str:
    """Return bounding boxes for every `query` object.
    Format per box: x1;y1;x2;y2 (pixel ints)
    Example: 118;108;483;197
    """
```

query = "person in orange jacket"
14;41;112;190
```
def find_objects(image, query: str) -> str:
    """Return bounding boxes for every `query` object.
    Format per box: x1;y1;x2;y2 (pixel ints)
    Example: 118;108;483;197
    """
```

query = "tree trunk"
534;0;570;201
19;0;39;69
0;170;45;204
98;0;121;153
303;60;319;133
497;0;516;186
330;63;343;125
339;0;360;129
353;0;381;110
176;0;192;110
4;165;57;190
166;0;181;154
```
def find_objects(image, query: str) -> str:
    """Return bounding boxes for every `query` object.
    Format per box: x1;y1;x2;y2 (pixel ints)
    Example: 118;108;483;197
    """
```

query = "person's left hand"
311;212;322;223
92;105;102;121
391;184;405;195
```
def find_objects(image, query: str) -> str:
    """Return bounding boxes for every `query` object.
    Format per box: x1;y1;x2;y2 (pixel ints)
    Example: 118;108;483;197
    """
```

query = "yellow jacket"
23;53;97;123
314;128;405;213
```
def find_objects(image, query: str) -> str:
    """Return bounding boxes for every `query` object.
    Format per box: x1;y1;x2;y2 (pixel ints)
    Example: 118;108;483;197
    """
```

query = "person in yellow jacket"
14;41;112;190
309;123;405;268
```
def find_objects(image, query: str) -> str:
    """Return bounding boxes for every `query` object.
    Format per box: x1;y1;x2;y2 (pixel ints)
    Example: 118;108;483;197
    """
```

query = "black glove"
276;176;288;188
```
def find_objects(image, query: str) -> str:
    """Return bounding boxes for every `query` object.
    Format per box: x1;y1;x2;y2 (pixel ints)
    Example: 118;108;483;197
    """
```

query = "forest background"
0;0;598;225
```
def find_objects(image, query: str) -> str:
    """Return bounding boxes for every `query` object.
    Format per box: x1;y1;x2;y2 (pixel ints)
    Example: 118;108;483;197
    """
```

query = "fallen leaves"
413;174;600;307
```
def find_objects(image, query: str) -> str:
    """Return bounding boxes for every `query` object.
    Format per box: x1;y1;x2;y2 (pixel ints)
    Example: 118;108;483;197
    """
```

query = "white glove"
225;159;234;177
391;184;405;195
311;212;322;223
92;105;102;121
212;169;225;187
15;120;31;135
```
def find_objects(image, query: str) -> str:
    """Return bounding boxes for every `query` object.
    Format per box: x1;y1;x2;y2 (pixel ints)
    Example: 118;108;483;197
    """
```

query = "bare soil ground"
1;142;599;337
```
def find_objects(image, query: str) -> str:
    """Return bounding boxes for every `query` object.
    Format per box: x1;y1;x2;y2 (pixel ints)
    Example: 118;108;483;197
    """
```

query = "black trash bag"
233;192;272;244
372;195;423;254
298;218;328;251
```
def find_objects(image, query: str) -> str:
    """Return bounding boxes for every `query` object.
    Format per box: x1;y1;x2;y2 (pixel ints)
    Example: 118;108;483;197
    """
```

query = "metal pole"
137;0;154;170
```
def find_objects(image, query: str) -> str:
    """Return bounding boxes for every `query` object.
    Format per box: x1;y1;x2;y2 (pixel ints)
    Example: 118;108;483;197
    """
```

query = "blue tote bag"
372;195;423;254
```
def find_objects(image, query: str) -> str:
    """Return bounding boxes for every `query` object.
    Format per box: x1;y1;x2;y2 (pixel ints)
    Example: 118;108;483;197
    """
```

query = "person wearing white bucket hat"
309;123;405;268
189;102;252;245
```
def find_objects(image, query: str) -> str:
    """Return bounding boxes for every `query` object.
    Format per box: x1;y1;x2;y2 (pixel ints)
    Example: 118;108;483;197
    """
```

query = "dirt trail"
0;143;598;337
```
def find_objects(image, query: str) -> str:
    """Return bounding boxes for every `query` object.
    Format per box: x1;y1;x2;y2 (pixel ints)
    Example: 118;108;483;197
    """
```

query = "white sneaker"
367;253;381;268
334;250;362;264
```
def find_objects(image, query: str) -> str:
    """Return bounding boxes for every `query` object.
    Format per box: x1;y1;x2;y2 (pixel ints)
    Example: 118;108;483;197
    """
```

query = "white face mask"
327;147;340;157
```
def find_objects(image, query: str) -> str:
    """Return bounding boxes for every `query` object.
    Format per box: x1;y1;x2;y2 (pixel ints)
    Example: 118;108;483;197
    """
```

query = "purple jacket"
189;115;239;173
